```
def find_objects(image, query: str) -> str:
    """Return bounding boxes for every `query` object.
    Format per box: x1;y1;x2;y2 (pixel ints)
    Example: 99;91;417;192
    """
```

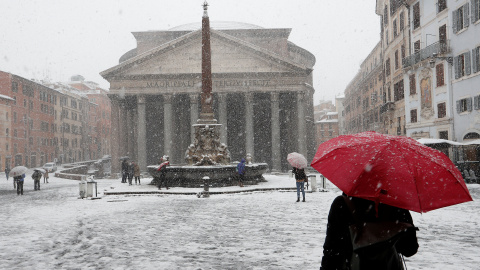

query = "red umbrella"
311;131;473;213
287;152;308;169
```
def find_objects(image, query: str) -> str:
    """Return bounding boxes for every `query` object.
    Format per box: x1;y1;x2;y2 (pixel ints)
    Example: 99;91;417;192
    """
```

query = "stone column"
270;92;281;172
119;100;128;155
189;93;199;144
245;92;254;159
110;97;121;173
297;91;307;157
218;93;228;144
127;108;134;159
163;94;173;158
137;95;147;171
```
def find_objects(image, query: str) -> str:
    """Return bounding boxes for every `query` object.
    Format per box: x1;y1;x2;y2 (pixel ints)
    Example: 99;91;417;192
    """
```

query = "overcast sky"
0;0;380;105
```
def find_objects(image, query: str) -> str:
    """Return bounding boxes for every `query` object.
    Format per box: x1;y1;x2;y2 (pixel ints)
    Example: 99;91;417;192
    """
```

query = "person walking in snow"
32;169;42;191
43;170;49;183
127;162;134;185
157;156;170;190
133;162;141;185
15;173;25;195
236;158;246;187
121;159;128;183
5;166;10;181
292;167;306;202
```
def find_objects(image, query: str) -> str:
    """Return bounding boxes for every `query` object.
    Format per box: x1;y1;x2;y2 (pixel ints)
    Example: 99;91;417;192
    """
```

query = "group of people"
121;159;141;185
6;168;49;195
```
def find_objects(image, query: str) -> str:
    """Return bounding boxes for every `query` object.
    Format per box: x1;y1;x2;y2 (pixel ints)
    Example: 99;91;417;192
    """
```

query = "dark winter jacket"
236;159;246;175
157;161;170;176
292;167;306;181
32;171;42;181
121;160;128;173
320;195;419;270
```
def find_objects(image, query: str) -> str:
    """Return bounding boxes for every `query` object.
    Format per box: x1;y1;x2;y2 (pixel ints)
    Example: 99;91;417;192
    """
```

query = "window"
439;131;449;140
385;29;389;45
435;63;445;87
409;74;416;95
13;112;17;123
401;44;405;60
410;109;417;123
6;128;9;137
439;25;447;45
395;50;399;69
399;11;404;31
438;102;446;118
413;2;420;29
457;98;472;113
385;58;391;76
393;19;398;37
394;80;404;101
384;5;389;25
455;52;471;79
437;0;447;13
453;4;469;34
11;81;18;92
473;0;480;23
13;129;17;137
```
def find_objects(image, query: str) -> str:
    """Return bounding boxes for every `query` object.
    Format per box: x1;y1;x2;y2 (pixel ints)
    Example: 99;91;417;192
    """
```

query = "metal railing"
402;40;450;68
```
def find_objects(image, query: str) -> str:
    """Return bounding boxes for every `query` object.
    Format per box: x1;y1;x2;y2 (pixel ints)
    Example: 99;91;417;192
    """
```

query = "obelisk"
198;0;216;124
184;1;231;166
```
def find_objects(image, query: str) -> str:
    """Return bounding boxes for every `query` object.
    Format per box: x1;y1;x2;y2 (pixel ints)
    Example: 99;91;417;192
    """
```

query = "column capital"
270;92;280;102
245;92;254;102
163;93;173;103
217;92;227;102
189;93;199;104
296;91;305;102
137;95;147;104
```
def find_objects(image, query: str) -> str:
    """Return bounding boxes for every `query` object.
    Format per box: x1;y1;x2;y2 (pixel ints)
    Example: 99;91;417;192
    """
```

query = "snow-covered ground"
0;170;479;270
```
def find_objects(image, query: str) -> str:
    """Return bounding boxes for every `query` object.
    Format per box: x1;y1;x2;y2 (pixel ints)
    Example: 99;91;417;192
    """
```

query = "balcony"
380;102;395;114
403;40;450;68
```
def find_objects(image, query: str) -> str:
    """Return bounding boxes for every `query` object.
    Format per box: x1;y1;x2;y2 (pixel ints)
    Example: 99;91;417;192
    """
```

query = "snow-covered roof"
417;138;468;146
316;119;338;123
0;94;14;101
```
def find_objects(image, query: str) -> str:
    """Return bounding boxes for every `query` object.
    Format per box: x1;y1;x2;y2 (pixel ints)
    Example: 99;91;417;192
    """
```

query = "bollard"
308;175;317;192
319;174;327;191
202;176;210;198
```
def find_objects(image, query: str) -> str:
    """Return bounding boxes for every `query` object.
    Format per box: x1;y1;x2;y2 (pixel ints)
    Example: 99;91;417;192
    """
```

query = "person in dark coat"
127;162;134;185
15;174;25;195
157;158;170;190
133;162;141;185
32;170;42;190
5;166;10;180
292;167;307;202
236;158;246;187
121;159;128;183
320;194;419;270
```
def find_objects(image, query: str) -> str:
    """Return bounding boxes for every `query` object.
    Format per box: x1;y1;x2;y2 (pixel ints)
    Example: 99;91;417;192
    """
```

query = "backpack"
343;196;416;270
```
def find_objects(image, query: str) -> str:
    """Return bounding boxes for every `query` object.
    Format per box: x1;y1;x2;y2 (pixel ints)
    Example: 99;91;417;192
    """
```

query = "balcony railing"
402;40;450;68
380;102;395;114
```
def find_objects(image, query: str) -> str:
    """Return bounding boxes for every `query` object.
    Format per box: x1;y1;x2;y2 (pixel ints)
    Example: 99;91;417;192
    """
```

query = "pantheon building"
101;22;316;173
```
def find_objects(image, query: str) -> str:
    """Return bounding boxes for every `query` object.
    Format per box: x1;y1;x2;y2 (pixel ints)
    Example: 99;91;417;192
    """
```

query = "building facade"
101;22;316;173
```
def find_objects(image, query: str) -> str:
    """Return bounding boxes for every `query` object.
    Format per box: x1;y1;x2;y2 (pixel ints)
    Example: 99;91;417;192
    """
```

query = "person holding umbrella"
287;152;308;202
32;169;42;191
14;173;25;195
236;158;246;187
312;131;473;269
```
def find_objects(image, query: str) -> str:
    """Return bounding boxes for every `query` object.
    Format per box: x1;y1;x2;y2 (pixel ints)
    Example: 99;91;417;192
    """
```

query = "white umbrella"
10;166;28;177
287;152;308;169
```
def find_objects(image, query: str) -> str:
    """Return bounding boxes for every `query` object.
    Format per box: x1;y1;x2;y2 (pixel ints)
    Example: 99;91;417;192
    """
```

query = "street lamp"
429;52;453;68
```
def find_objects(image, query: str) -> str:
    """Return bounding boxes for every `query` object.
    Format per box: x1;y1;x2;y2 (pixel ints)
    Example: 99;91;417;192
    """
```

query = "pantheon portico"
100;22;316;173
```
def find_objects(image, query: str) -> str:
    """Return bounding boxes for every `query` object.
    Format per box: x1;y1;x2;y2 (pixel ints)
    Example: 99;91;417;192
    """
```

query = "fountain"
147;1;268;187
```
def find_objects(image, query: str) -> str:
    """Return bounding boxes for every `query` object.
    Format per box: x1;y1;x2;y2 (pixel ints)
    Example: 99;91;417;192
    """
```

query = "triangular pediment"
100;29;308;79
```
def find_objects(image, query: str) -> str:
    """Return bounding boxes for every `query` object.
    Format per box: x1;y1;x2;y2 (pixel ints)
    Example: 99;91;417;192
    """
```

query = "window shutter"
473;48;479;74
473;0;478;23
474;95;480;110
464;4;470;28
453;9;458;33
456;100;461;113
467;97;473;112
454;56;460;79
465;51;472;75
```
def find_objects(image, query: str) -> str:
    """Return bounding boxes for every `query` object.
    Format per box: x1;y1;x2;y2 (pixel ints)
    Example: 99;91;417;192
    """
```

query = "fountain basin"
147;163;268;187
